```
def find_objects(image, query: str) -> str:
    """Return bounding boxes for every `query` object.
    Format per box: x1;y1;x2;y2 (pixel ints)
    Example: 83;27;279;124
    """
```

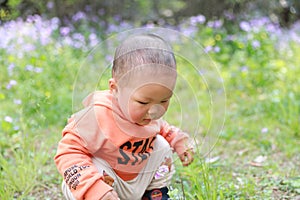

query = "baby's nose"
148;104;165;119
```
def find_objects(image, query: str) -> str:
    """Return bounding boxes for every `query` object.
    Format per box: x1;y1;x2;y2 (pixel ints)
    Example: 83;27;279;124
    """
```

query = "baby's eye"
161;100;169;103
137;101;149;105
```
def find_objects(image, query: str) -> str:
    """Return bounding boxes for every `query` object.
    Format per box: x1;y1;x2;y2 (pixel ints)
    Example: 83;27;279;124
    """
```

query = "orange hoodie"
54;90;189;200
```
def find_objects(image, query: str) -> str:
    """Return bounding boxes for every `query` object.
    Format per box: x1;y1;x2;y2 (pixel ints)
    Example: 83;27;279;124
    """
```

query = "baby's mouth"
136;118;151;126
143;118;151;123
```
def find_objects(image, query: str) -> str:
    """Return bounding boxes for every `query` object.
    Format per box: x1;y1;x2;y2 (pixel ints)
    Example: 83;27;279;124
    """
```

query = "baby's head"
112;33;176;83
109;34;177;125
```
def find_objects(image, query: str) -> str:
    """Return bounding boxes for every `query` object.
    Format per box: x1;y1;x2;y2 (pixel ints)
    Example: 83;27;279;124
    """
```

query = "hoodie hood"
82;90;124;118
75;90;160;148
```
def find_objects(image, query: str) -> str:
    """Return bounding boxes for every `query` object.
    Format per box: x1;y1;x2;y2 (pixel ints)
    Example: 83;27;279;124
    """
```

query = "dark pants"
142;187;169;200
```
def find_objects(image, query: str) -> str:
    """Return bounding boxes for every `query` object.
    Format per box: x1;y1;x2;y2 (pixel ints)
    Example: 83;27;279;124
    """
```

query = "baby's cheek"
130;109;146;121
128;106;147;121
119;102;130;118
152;104;168;120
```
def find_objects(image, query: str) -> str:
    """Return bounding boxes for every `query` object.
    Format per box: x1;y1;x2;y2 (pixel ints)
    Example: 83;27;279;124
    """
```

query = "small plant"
170;156;220;199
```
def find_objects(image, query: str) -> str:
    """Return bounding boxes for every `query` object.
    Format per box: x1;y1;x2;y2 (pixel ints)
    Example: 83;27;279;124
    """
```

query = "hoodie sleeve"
159;120;191;156
54;130;113;200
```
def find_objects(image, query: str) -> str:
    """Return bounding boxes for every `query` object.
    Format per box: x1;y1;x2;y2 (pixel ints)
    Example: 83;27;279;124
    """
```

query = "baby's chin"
136;119;152;126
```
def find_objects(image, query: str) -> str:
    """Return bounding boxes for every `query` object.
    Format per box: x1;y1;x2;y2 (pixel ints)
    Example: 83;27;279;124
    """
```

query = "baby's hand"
179;150;194;166
101;190;120;200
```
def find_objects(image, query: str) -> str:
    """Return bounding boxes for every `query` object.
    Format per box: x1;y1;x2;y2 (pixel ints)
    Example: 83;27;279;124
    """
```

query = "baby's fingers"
180;152;194;166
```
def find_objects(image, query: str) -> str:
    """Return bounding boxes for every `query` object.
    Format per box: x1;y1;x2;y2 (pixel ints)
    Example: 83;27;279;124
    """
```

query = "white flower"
4;116;13;123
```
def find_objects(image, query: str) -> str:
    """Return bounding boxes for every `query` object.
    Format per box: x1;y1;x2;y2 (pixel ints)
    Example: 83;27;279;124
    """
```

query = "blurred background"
1;0;300;199
1;0;300;27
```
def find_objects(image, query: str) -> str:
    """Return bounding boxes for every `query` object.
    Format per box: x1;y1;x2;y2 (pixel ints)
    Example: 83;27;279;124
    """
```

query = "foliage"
1;0;300;27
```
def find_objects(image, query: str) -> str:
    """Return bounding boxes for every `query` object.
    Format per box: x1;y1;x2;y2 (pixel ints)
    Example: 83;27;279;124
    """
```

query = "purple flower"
266;24;276;33
26;14;41;23
240;21;251;32
91;16;99;23
261;127;268;133
25;65;34;71
72;33;85;42
251;40;261;49
73;42;83;49
106;24;119;33
214;46;221;53
119;21;132;30
154;165;169;179
204;46;213;53
6;80;17;89
34;67;43;73
198;69;207;75
290;31;300;43
72;11;86;22
60;27;71;36
190;14;206;26
70;33;86;49
105;55;113;63
224;11;235;20
47;1;54;9
23;43;36;52
7;63;15;76
113;15;122;23
98;9;105;16
240;66;248;72
89;33;99;47
85;5;92;12
181;26;197;37
207;20;223;28
25;65;43;73
17;37;24;45
226;35;235;41
14;99;22;105
250;17;270;28
50;17;60;30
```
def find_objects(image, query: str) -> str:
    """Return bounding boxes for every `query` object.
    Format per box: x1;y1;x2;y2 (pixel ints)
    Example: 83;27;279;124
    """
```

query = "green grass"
1;18;300;199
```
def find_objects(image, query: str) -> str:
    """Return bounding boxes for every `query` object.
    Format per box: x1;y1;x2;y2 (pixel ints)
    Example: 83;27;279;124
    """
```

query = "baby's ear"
109;78;118;94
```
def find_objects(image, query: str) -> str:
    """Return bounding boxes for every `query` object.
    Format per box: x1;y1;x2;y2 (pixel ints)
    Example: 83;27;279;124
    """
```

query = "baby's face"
126;83;173;125
113;72;176;126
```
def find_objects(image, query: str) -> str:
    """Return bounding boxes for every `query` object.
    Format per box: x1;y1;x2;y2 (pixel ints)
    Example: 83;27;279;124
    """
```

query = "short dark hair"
112;34;176;82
